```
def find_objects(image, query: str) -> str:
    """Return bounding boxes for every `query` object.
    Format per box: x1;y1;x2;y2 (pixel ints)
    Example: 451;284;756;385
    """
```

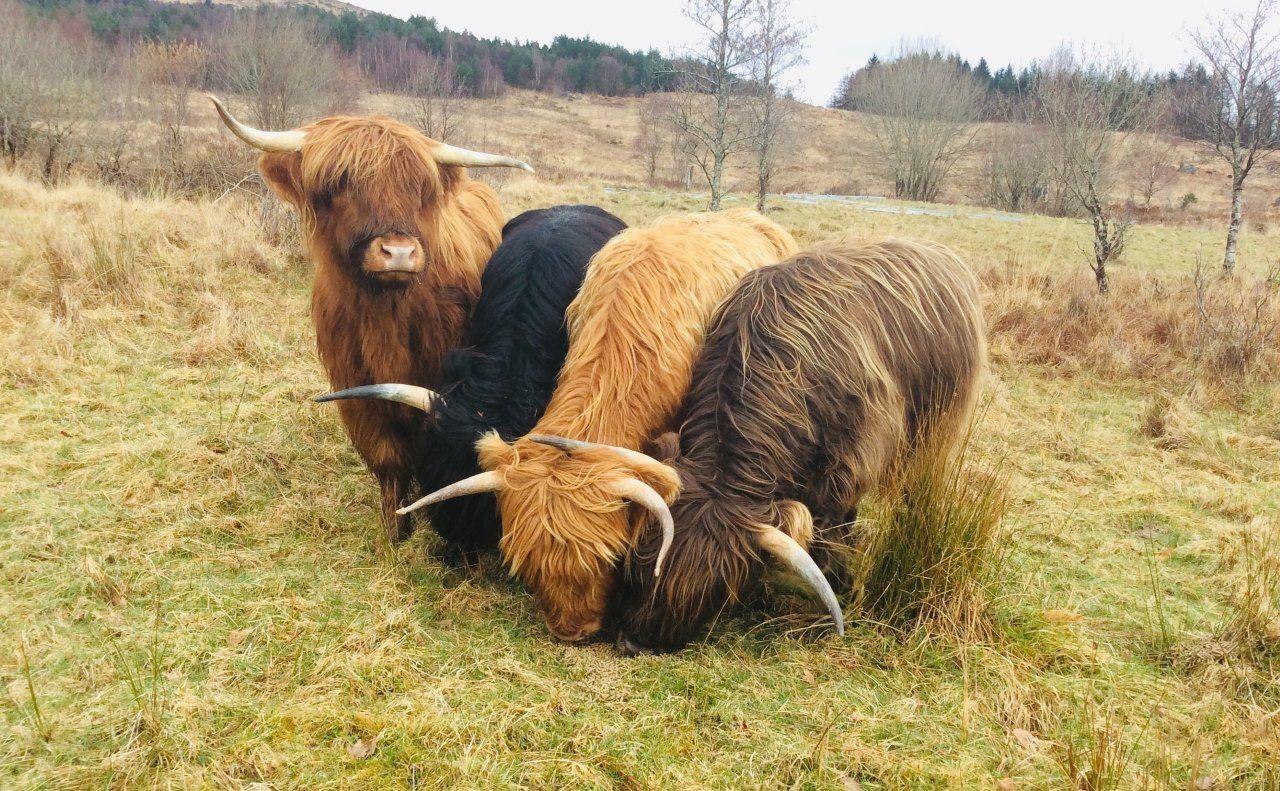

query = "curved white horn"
755;526;844;636
397;471;504;515
314;383;440;413
209;94;306;153
608;478;675;578
528;435;662;474
433;141;534;173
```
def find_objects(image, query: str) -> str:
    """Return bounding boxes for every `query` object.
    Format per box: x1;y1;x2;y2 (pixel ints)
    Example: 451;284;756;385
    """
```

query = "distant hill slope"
161;0;369;16
25;0;676;98
178;87;1264;226
349;89;1260;224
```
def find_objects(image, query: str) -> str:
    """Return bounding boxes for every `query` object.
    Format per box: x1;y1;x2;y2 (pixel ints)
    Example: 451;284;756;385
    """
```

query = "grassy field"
2;169;1279;788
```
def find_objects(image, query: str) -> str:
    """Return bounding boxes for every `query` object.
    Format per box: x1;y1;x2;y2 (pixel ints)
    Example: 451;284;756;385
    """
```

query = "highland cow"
402;209;797;641
314;205;626;556
568;239;987;653
210;96;531;542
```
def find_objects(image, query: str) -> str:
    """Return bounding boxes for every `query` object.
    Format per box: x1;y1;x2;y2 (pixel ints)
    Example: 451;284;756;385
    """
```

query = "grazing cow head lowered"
598;240;987;653
211;95;531;542
401;210;798;641
312;206;627;557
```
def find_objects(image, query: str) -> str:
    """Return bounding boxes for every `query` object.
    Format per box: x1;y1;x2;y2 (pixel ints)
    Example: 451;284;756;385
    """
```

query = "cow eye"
311;190;334;211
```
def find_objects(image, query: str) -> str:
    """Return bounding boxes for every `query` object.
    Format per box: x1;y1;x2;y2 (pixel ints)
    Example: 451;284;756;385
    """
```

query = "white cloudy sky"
353;0;1252;104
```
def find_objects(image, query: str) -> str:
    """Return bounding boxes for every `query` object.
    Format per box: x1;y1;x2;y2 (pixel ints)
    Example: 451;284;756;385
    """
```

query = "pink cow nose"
380;243;418;271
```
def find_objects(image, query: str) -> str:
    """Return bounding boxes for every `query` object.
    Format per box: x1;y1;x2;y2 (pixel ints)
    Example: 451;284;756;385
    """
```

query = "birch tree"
671;0;757;209
1189;0;1280;275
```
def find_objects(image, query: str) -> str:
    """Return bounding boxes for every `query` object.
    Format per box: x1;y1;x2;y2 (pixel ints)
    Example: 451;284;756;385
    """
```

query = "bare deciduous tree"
136;41;208;187
635;93;676;185
0;0;41;166
1188;0;1280;275
983;99;1051;212
406;49;463;142
670;0;757;209
215;11;345;129
1127;132;1178;209
91;46;145;186
1036;50;1159;294
0;0;107;180
854;44;984;202
746;0;807;211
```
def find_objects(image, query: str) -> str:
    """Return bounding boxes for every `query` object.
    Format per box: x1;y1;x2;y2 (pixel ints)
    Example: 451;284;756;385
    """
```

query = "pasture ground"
2;171;1279;788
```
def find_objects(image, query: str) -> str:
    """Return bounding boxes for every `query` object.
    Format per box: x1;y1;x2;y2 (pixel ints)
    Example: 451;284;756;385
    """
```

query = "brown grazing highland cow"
210;96;531;542
401;209;797;641
556;239;987;653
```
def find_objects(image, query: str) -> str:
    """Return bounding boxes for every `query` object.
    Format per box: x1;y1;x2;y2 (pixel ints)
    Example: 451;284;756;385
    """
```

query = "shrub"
982;266;1280;388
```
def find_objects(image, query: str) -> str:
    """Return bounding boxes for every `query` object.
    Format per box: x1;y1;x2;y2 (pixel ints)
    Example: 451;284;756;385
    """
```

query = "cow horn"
209;95;306;152
432;142;534;173
528;435;662;476
314;383;440;413
608;478;675;578
755;526;845;637
397;471;504;515
529;434;676;576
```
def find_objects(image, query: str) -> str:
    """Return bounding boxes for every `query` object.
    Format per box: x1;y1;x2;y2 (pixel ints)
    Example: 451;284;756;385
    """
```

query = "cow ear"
258;151;305;208
645;432;681;464
774;500;815;545
476;431;515;471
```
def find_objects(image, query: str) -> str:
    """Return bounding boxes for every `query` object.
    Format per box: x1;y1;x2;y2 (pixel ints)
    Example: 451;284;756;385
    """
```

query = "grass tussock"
1217;519;1280;667
1053;702;1147;791
983;265;1280;389
854;421;1009;640
1138;392;1197;449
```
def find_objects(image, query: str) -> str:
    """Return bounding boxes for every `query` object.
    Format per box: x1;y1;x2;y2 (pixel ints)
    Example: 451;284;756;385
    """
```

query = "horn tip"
519;162;535;174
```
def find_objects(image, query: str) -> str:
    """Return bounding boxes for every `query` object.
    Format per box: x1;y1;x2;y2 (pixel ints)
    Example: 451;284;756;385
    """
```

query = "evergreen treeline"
831;53;1216;138
20;0;678;97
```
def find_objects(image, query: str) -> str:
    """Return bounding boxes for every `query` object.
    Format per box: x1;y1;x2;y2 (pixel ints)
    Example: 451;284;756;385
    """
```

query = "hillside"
247;88;1275;230
162;0;367;16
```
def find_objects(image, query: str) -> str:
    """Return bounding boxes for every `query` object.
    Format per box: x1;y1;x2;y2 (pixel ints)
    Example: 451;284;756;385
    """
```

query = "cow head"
210;96;531;287
608;433;844;654
399;433;680;642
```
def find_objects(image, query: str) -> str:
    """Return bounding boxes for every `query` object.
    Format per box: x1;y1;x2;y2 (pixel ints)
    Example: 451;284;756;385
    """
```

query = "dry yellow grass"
2;168;1278;788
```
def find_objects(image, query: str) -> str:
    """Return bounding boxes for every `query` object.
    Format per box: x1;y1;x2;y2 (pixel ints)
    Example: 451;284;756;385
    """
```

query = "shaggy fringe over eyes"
300;115;455;218
486;208;799;634
615;237;987;650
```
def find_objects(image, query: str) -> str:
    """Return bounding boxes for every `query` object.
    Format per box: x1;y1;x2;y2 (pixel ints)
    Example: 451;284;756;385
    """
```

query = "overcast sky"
352;0;1253;105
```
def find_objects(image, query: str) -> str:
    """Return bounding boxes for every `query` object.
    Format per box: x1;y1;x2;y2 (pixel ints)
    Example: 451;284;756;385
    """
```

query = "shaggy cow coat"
611;238;987;653
255;115;506;541
460;209;798;641
403;205;627;554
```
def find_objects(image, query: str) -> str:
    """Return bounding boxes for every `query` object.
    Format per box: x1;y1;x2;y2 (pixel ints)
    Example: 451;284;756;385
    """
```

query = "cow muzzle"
362;234;425;279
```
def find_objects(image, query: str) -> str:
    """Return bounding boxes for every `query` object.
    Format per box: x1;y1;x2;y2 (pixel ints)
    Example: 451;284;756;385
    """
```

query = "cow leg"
378;471;413;544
